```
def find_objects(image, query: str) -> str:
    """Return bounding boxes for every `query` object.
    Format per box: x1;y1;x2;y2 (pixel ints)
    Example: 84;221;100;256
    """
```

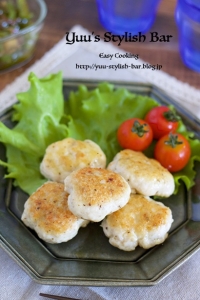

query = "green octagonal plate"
0;80;200;286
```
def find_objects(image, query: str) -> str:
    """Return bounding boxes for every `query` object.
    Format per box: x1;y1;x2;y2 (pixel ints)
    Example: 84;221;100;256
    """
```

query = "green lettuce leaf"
65;82;158;163
0;72;68;194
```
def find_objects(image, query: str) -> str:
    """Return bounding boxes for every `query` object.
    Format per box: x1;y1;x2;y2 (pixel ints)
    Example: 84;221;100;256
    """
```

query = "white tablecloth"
1;25;200;300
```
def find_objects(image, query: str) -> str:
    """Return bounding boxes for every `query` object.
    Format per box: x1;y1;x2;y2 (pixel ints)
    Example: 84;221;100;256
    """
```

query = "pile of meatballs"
22;137;174;251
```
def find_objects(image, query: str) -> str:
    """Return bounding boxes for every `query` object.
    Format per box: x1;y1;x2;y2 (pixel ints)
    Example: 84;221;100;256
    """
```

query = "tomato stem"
163;110;180;122
165;133;183;148
131;120;149;137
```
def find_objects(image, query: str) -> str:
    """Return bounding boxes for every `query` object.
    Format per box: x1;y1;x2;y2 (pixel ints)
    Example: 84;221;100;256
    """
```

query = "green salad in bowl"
0;0;47;72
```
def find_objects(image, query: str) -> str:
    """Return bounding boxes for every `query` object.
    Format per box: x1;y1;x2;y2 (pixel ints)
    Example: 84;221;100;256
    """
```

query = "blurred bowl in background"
0;0;47;73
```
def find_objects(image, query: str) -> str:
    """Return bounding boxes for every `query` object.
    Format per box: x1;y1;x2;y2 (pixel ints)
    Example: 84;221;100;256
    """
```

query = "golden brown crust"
64;167;131;222
109;149;168;179
40;138;106;182
107;149;175;196
23;182;80;235
67;167;128;206
107;194;171;233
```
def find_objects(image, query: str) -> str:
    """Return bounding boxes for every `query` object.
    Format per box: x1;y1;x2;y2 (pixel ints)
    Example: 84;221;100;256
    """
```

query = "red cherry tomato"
154;133;191;172
117;118;153;151
145;106;180;139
